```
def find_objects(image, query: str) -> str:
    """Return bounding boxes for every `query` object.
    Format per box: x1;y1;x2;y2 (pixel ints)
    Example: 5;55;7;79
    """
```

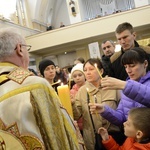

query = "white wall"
57;52;76;68
26;0;37;19
100;1;116;15
29;0;53;24
52;0;70;28
43;52;76;68
134;0;149;7
44;55;58;66
78;0;86;21
0;19;41;37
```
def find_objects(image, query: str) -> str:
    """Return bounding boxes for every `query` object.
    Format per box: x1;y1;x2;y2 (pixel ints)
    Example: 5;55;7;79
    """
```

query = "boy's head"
124;107;150;142
115;22;136;51
39;59;56;77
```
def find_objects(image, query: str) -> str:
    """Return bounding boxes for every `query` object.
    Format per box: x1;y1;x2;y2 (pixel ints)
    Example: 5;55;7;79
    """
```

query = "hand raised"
98;127;109;141
88;103;105;114
101;76;126;90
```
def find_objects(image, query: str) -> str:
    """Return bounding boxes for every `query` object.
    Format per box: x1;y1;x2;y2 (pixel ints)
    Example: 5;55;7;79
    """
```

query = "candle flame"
94;63;97;67
86;87;89;92
69;73;71;78
51;79;61;86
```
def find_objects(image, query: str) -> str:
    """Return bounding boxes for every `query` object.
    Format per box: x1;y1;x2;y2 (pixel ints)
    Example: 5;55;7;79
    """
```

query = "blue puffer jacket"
101;71;150;126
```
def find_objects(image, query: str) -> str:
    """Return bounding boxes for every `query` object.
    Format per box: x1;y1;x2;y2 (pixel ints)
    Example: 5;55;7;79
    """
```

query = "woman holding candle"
89;48;150;128
70;63;86;133
72;58;123;150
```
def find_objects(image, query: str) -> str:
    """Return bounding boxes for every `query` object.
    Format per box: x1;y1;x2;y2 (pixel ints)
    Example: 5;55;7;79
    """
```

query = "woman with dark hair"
89;47;150;126
72;58;122;150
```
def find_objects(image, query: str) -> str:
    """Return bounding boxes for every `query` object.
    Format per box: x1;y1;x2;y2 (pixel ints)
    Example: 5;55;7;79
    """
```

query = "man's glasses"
20;44;32;51
14;44;32;51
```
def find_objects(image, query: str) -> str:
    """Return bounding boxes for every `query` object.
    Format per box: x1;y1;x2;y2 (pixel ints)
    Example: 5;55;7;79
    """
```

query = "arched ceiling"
28;0;63;24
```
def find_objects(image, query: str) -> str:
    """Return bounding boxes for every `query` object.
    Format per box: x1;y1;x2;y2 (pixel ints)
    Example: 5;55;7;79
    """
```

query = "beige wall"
76;48;90;62
138;38;150;46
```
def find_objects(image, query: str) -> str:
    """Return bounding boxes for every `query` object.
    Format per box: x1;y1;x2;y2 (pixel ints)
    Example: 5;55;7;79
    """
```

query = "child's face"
72;70;85;86
123;116;137;137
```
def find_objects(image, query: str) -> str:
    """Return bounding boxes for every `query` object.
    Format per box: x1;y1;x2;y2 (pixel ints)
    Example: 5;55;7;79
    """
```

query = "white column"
22;0;33;29
16;0;23;26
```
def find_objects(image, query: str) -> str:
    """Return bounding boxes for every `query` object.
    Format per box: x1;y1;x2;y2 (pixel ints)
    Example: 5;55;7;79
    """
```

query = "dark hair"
115;22;134;34
121;47;149;70
83;58;103;74
39;59;55;76
101;40;115;47
129;107;150;138
76;57;85;64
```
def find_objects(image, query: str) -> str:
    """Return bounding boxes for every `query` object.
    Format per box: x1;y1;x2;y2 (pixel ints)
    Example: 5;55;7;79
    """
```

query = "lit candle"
94;95;97;103
57;84;73;118
94;95;98;118
68;73;71;90
86;88;93;103
94;63;103;79
87;88;98;118
51;79;61;86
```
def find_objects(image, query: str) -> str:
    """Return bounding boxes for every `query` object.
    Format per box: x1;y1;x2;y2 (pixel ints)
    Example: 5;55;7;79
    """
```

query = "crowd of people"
0;22;150;150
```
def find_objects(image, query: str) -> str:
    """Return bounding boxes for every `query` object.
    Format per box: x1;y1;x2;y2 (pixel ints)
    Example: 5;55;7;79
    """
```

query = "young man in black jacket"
109;22;150;80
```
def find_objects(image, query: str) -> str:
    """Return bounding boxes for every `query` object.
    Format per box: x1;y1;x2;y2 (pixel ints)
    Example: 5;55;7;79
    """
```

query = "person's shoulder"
27;75;51;87
102;55;110;62
28;75;45;82
77;83;87;92
110;51;122;63
26;75;55;92
8;67;50;86
7;67;34;84
139;45;150;54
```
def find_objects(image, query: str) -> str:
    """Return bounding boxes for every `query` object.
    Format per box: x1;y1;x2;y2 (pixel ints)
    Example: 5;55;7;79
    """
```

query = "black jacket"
109;41;150;80
101;55;112;76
